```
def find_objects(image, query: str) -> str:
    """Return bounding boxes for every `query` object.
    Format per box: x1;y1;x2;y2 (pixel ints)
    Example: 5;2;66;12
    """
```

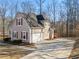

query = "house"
9;12;54;43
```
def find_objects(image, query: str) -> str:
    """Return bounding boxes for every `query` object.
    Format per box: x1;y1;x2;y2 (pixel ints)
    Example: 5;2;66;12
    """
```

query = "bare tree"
63;0;79;37
9;4;15;20
52;0;57;26
8;0;19;19
35;0;45;14
46;0;57;38
21;0;35;13
58;3;66;37
0;2;9;39
46;2;52;21
46;0;57;26
15;0;19;14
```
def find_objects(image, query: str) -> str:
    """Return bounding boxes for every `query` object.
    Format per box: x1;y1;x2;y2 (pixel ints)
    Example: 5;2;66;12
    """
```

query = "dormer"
36;15;45;26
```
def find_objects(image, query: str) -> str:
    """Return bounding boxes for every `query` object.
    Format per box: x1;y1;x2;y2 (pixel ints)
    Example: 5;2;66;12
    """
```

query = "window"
21;32;28;39
16;18;23;25
12;31;18;38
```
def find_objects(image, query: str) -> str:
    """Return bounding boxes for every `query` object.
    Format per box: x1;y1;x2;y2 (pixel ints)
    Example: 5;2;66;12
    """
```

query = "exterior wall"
43;21;50;39
10;16;31;43
49;28;54;39
43;28;49;39
9;13;54;43
32;28;42;33
52;30;54;39
31;28;43;43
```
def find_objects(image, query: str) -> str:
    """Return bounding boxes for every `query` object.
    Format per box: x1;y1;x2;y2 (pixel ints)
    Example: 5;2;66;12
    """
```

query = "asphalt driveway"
20;38;75;59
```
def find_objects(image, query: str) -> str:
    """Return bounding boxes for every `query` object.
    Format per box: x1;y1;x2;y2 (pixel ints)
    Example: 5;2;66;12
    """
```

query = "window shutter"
26;32;28;39
17;32;18;39
21;18;23;25
21;32;22;38
19;19;20;25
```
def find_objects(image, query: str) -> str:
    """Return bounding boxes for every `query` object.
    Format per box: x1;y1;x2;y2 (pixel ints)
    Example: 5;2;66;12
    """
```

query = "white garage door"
32;33;41;43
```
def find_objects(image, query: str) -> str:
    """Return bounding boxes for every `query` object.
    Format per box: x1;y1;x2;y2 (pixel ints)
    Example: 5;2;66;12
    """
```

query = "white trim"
29;29;32;43
21;31;27;42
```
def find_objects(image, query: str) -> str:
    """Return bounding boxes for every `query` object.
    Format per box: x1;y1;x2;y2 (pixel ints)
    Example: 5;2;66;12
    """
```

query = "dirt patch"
0;45;34;59
68;48;79;59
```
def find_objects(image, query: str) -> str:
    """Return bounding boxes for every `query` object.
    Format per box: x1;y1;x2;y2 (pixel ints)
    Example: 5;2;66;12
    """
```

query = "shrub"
10;40;22;45
3;37;11;42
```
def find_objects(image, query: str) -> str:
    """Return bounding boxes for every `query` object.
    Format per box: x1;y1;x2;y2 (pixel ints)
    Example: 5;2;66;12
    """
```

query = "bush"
3;37;11;42
10;40;22;45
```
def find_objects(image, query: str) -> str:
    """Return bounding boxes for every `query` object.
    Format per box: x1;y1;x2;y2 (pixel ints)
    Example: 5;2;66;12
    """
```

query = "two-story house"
9;12;54;43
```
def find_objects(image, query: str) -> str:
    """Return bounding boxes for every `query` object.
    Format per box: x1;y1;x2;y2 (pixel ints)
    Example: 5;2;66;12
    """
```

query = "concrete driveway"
20;38;75;59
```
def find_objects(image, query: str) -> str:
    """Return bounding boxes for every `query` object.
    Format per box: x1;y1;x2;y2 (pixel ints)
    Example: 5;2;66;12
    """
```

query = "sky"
0;0;62;21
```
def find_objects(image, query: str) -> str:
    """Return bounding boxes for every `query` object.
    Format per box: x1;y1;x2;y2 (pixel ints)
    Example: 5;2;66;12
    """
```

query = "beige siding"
10;16;31;43
43;22;50;39
10;13;54;43
32;28;42;33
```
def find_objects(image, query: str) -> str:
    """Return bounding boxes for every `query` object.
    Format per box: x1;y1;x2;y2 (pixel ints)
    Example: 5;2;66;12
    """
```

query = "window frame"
16;18;23;26
21;31;28;40
12;31;18;39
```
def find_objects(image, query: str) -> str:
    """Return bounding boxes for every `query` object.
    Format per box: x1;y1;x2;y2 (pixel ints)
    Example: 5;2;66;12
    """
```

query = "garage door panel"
32;33;41;43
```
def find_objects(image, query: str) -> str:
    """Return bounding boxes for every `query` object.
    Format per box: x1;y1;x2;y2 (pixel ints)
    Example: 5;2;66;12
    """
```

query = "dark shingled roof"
26;17;42;27
16;13;43;28
36;15;45;21
13;12;50;28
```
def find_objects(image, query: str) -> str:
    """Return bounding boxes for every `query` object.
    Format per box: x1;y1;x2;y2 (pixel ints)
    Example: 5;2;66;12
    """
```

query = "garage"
32;33;42;43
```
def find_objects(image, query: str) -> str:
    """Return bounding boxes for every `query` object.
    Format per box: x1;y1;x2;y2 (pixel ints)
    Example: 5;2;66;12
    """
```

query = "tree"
63;0;79;37
21;0;35;13
46;2;52;21
9;0;19;18
46;0;57;26
59;3;65;37
46;0;58;38
0;1;9;39
35;0;45;14
15;0;18;14
52;0;57;26
9;4;15;20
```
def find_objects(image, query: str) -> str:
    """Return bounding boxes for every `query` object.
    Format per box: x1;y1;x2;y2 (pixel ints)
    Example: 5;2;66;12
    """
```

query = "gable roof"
26;17;43;28
9;12;50;28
